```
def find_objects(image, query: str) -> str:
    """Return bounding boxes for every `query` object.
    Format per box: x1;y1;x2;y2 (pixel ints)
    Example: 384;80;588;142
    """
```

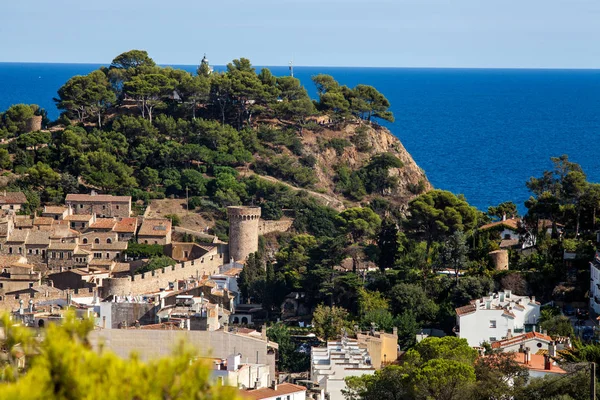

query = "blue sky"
1;0;599;68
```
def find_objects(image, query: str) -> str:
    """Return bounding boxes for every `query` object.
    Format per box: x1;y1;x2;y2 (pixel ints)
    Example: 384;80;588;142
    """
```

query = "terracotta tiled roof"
0;255;26;266
491;332;553;349
480;218;520;231
90;218;117;230
6;230;29;243
499;239;519;248
138;219;171;237
33;217;54;226
91;241;128;251
245;384;306;400
65;215;94;222
25;231;50;245
14;217;33;228
43;206;68;214
511;352;566;374
66;194;131;203
0;192;27;204
48;242;78;251
113;217;138;233
456;304;477;316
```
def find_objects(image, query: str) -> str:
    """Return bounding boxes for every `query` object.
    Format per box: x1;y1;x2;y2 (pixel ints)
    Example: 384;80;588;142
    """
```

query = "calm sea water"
1;62;600;213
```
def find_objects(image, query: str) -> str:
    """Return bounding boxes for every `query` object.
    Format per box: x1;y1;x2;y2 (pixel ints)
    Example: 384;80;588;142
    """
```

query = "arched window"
107;238;112;244
82;238;88;244
241;317;248;325
94;238;100;244
38;320;45;328
144;240;148;244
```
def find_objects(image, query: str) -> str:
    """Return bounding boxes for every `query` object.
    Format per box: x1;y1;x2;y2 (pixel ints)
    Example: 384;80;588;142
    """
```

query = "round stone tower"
101;277;132;298
227;206;261;263
489;249;509;271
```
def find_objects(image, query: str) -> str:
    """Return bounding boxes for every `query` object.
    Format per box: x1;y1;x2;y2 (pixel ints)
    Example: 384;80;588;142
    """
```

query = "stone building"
227;206;261;263
137;218;172;245
65;193;131;218
0;192;27;212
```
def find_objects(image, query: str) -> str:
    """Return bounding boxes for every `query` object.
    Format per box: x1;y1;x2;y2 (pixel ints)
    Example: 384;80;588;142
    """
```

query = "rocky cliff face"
297;122;431;209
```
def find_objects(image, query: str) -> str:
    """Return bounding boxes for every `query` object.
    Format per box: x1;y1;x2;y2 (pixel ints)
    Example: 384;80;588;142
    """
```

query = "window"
107;238;112;244
116;205;120;210
106;253;110;259
94;253;102;258
9;205;13;210
154;241;158;244
489;320;496;328
71;222;75;228
28;249;32;254
8;247;12;254
0;283;3;289
489;337;497;342
102;205;106;210
29;283;33;288
537;343;543;348
18;247;22;254
79;204;83;209
94;238;100;244
83;238;88;244
59;252;63;259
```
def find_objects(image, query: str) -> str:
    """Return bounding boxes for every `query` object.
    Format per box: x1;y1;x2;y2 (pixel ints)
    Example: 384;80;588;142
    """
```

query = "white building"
210;354;271;390
590;252;600;314
245;383;306;400
490;331;553;353
311;337;375;400
455;290;540;347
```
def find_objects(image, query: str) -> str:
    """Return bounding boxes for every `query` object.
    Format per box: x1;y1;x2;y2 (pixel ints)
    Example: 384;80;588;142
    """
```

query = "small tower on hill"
227;206;261;264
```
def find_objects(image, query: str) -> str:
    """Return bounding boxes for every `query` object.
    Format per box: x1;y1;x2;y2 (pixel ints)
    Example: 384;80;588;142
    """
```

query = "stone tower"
227;206;261;263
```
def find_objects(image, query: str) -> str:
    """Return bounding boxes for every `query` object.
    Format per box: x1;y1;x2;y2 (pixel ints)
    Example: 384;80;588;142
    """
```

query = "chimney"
549;341;557;358
544;354;551;370
519;343;525;353
28;299;33;313
271;380;278;391
502;213;506;221
506;329;512;339
393;327;398;336
524;348;530;365
18;299;24;315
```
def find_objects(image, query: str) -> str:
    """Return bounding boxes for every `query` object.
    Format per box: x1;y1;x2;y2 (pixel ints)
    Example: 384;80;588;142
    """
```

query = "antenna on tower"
289;59;294;77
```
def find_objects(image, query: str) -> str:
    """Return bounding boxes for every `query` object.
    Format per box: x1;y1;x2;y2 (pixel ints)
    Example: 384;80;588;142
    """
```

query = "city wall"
258;219;294;235
102;245;227;296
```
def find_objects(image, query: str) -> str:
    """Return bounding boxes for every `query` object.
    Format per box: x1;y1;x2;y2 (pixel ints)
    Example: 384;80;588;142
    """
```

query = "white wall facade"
457;291;540;347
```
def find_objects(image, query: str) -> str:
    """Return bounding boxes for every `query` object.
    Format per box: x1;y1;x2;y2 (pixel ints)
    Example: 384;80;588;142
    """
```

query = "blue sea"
1;62;600;213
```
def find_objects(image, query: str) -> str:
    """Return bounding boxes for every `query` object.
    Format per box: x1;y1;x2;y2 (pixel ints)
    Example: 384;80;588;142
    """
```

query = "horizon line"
1;61;600;71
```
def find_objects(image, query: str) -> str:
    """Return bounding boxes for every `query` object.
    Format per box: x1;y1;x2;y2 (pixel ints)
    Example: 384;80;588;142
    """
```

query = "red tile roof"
138;218;171;237
491;332;553;349
90;218;117;230
113;217;138;233
66;194;131;203
455;304;477;316
0;192;27;204
33;217;54;226
511;352;566;374
43;206;68;214
245;383;306;400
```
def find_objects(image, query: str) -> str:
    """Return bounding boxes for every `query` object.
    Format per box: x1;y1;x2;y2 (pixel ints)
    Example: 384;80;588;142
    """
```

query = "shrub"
165;213;181;226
